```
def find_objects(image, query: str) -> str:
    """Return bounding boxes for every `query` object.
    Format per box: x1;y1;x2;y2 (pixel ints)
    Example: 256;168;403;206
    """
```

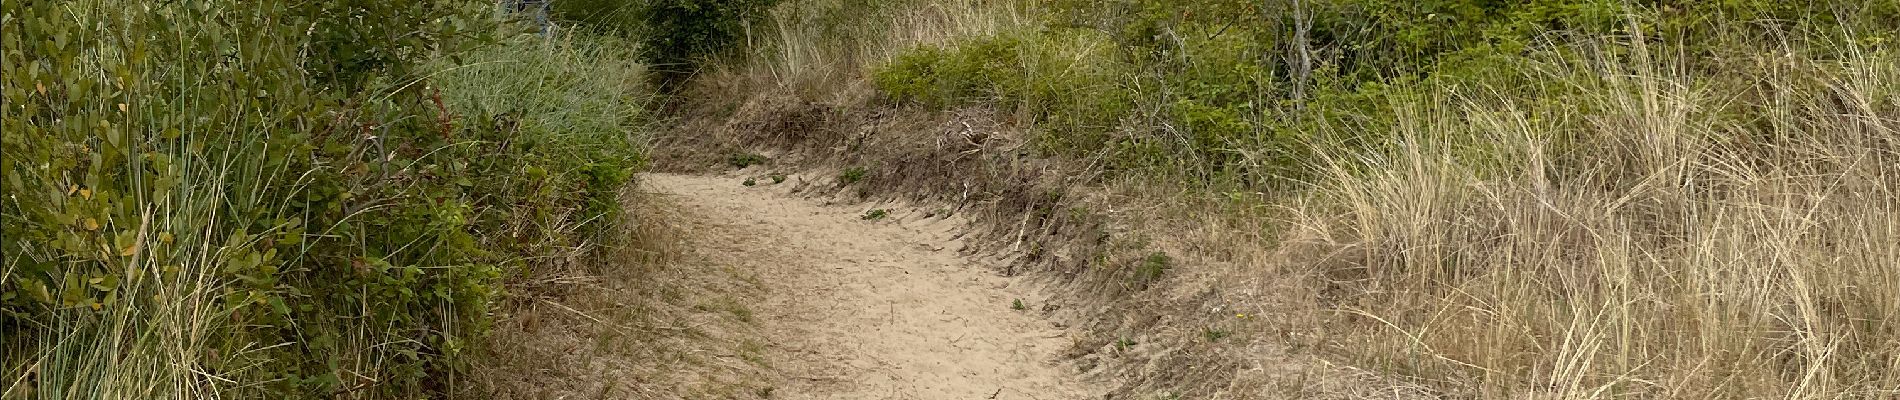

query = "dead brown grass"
711;0;1031;103
466;186;779;399
660;1;1900;398
1285;41;1900;398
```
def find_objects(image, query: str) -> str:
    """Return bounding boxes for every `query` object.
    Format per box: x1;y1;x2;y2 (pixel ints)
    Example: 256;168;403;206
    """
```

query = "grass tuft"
839;166;869;185
728;152;771;168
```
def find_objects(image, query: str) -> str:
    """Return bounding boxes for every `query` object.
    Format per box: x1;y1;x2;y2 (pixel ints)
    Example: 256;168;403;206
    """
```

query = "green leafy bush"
873;0;1898;189
637;0;780;67
426;32;649;240
872;29;1134;161
555;0;780;89
1;1;644;398
727;152;770;168
838;166;869;184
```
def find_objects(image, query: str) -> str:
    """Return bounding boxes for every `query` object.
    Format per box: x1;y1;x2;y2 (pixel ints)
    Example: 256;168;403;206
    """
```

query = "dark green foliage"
1135;252;1171;285
769;174;788;184
743;177;758;186
551;0;644;28
861;209;889;220
1203;327;1231;342
874;35;1030;108
1;1;641;397
873;29;1136;164
555;0;781;89
638;0;780;69
728;152;770;168
839;166;869;184
1115;336;1138;351
874;0;1898;188
302;2;484;88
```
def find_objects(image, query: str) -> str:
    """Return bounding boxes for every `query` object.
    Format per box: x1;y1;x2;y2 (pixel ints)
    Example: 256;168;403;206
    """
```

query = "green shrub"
551;0;643;30
873;29;1134;160
1135;252;1172;285
1202;327;1230;342
428;32;650;255
556;0;780;89
838;166;869;184
0;2;644;398
870;0;1899;190
637;0;781;68
728;152;770;168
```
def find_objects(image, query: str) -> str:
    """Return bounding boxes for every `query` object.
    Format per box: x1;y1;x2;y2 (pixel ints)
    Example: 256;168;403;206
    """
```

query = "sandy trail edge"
642;172;1090;399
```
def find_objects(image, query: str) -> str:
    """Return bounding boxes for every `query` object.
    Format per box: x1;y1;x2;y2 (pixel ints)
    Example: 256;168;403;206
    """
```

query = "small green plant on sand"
1203;327;1230;342
861;209;889;220
1012;298;1027;310
1136;251;1172;284
743;177;757;186
839;166;868;184
728;152;769;168
770;173;787;184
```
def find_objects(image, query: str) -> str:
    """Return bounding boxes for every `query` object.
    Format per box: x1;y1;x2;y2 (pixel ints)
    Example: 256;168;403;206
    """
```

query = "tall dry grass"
675;0;1900;396
3;4;649;397
1293;33;1900;398
714;0;1033;98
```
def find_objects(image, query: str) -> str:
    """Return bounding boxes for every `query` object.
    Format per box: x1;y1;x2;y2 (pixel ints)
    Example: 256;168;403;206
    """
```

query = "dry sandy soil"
638;172;1091;399
475;171;1097;398
478;171;1402;399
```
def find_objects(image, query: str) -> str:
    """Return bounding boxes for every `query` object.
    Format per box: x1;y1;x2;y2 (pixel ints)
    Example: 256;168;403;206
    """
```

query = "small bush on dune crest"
728;152;770;168
872;29;1138;165
555;0;780;89
839;166;869;184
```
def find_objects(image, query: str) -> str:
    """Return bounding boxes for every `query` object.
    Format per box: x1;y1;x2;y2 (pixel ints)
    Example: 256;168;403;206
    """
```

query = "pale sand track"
643;172;1088;399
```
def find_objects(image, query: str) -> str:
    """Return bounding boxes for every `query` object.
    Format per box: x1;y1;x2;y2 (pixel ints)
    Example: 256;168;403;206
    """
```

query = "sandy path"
642;172;1088;400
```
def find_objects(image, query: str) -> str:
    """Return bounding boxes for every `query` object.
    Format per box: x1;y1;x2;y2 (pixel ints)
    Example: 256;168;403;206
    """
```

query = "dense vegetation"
1;1;646;398
553;0;779;88
5;0;1894;398
707;0;1900;397
874;0;1897;185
